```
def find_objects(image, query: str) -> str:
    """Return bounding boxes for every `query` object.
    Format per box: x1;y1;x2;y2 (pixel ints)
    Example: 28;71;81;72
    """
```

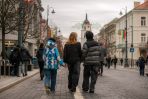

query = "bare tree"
0;0;41;59
0;0;18;59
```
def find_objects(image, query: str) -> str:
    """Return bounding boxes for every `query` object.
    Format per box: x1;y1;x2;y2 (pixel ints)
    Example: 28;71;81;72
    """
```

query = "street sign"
130;47;134;52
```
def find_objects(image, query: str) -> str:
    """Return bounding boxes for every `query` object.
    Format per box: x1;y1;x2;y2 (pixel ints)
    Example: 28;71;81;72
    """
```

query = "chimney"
134;1;140;8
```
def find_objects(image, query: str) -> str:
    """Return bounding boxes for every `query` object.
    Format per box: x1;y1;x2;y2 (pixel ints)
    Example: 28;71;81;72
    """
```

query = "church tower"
81;13;91;45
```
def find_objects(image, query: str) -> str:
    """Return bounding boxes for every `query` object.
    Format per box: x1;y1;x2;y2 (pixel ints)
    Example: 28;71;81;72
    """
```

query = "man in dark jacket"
82;31;101;93
98;43;107;76
9;45;22;76
36;43;45;80
138;56;146;76
106;55;111;69
20;47;32;76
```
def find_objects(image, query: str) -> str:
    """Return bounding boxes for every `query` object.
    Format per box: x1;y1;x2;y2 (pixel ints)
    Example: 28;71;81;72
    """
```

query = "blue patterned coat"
43;42;64;70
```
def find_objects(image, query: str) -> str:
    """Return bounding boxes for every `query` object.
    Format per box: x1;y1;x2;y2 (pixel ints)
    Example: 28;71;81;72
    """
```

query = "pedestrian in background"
20;47;32;76
43;38;64;94
98;42;107;76
138;56;146;76
106;55;111;69
120;58;123;66
112;55;118;69
82;31;101;93
9;45;22;77
63;32;81;92
36;43;45;80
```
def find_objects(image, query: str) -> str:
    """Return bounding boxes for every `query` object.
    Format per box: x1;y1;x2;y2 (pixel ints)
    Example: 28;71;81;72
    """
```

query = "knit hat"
85;31;94;40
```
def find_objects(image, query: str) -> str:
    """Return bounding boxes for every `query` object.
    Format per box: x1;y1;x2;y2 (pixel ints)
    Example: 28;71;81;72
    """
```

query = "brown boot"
45;86;50;94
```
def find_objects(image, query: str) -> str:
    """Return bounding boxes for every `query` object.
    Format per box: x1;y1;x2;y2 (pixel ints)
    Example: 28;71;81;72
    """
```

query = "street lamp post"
120;7;129;67
47;5;55;38
18;0;25;47
125;7;129;67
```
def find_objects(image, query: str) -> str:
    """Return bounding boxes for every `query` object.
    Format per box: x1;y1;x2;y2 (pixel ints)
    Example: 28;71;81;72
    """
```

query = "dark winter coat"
100;47;107;62
138;57;145;68
112;57;118;64
9;47;22;64
106;57;111;63
20;48;32;62
63;42;81;64
82;40;101;66
36;48;44;62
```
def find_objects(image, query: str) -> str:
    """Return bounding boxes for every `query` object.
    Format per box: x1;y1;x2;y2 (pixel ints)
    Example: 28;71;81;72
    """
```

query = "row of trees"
0;0;41;59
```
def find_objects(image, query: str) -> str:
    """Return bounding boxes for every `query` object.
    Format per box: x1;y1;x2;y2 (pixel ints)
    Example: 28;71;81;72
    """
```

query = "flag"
124;30;126;41
122;30;126;42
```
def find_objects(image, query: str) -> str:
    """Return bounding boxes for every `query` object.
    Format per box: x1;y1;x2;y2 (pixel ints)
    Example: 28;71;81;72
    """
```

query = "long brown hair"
67;32;77;44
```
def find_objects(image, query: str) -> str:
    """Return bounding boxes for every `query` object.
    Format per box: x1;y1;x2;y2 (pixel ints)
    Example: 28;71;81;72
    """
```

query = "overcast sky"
41;0;144;38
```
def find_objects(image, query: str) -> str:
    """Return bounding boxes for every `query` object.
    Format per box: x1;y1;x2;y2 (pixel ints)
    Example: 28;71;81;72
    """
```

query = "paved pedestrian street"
0;66;148;99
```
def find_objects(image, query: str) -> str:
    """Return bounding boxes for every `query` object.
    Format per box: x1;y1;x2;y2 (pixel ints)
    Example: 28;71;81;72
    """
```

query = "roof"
83;13;90;24
134;1;148;10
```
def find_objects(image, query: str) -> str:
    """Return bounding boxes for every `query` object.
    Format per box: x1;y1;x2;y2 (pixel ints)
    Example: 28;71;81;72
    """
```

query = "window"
141;33;146;43
141;17;146;26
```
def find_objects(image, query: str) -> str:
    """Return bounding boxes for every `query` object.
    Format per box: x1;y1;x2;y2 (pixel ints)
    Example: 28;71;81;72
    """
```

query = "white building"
116;0;148;62
81;14;91;45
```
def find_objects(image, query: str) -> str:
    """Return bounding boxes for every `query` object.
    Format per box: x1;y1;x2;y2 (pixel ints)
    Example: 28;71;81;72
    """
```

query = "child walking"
43;38;64;94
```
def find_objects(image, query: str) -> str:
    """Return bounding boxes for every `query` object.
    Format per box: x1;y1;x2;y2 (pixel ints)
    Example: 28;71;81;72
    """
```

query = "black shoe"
70;88;76;92
82;89;88;92
89;90;94;93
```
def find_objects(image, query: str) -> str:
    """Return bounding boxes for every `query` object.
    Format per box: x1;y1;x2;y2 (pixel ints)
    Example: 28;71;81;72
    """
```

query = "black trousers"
98;61;103;74
82;65;99;91
13;61;20;76
107;62;111;69
68;62;80;90
139;67;145;76
38;61;44;80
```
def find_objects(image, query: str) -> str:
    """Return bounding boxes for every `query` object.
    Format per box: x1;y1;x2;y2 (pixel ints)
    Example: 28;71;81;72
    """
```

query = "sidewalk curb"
0;70;39;93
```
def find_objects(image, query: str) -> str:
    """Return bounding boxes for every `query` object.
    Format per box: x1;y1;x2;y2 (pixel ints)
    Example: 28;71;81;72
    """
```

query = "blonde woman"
63;32;81;92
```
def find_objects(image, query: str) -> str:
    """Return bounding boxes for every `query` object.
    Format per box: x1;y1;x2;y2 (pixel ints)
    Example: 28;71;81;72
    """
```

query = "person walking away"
106;55;111;69
36;43;45;80
82;31;101;93
136;59;139;67
63;32;81;92
112;55;118;69
9;45;22;77
120;58;123;66
43;38;64;94
20;47;32;76
138;56;146;76
98;43;107;76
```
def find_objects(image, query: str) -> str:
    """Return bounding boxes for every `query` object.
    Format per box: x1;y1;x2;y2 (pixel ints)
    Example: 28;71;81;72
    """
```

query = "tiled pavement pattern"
0;66;148;99
0;69;39;93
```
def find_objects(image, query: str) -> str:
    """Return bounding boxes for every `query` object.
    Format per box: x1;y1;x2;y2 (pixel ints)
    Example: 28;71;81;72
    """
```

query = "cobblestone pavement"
0;66;148;99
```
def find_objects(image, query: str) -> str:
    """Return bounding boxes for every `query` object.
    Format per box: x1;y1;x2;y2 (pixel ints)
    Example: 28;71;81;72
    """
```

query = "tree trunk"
2;25;6;60
1;0;6;60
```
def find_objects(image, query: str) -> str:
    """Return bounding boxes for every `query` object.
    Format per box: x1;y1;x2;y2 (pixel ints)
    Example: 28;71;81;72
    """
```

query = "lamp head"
119;11;123;16
51;9;56;14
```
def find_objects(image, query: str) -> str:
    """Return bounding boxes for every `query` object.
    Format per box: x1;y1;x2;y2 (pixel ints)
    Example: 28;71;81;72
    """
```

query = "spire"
85;13;88;20
83;13;90;24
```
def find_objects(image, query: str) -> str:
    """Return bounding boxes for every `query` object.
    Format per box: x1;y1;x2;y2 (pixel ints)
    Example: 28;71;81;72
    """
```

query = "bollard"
2;59;6;77
0;60;2;78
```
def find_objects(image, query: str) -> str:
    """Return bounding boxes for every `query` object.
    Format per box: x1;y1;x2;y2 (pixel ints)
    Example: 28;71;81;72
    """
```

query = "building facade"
116;1;148;63
98;1;148;66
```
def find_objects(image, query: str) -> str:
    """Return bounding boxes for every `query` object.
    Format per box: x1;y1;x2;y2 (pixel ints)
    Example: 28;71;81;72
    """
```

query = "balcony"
138;42;148;48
